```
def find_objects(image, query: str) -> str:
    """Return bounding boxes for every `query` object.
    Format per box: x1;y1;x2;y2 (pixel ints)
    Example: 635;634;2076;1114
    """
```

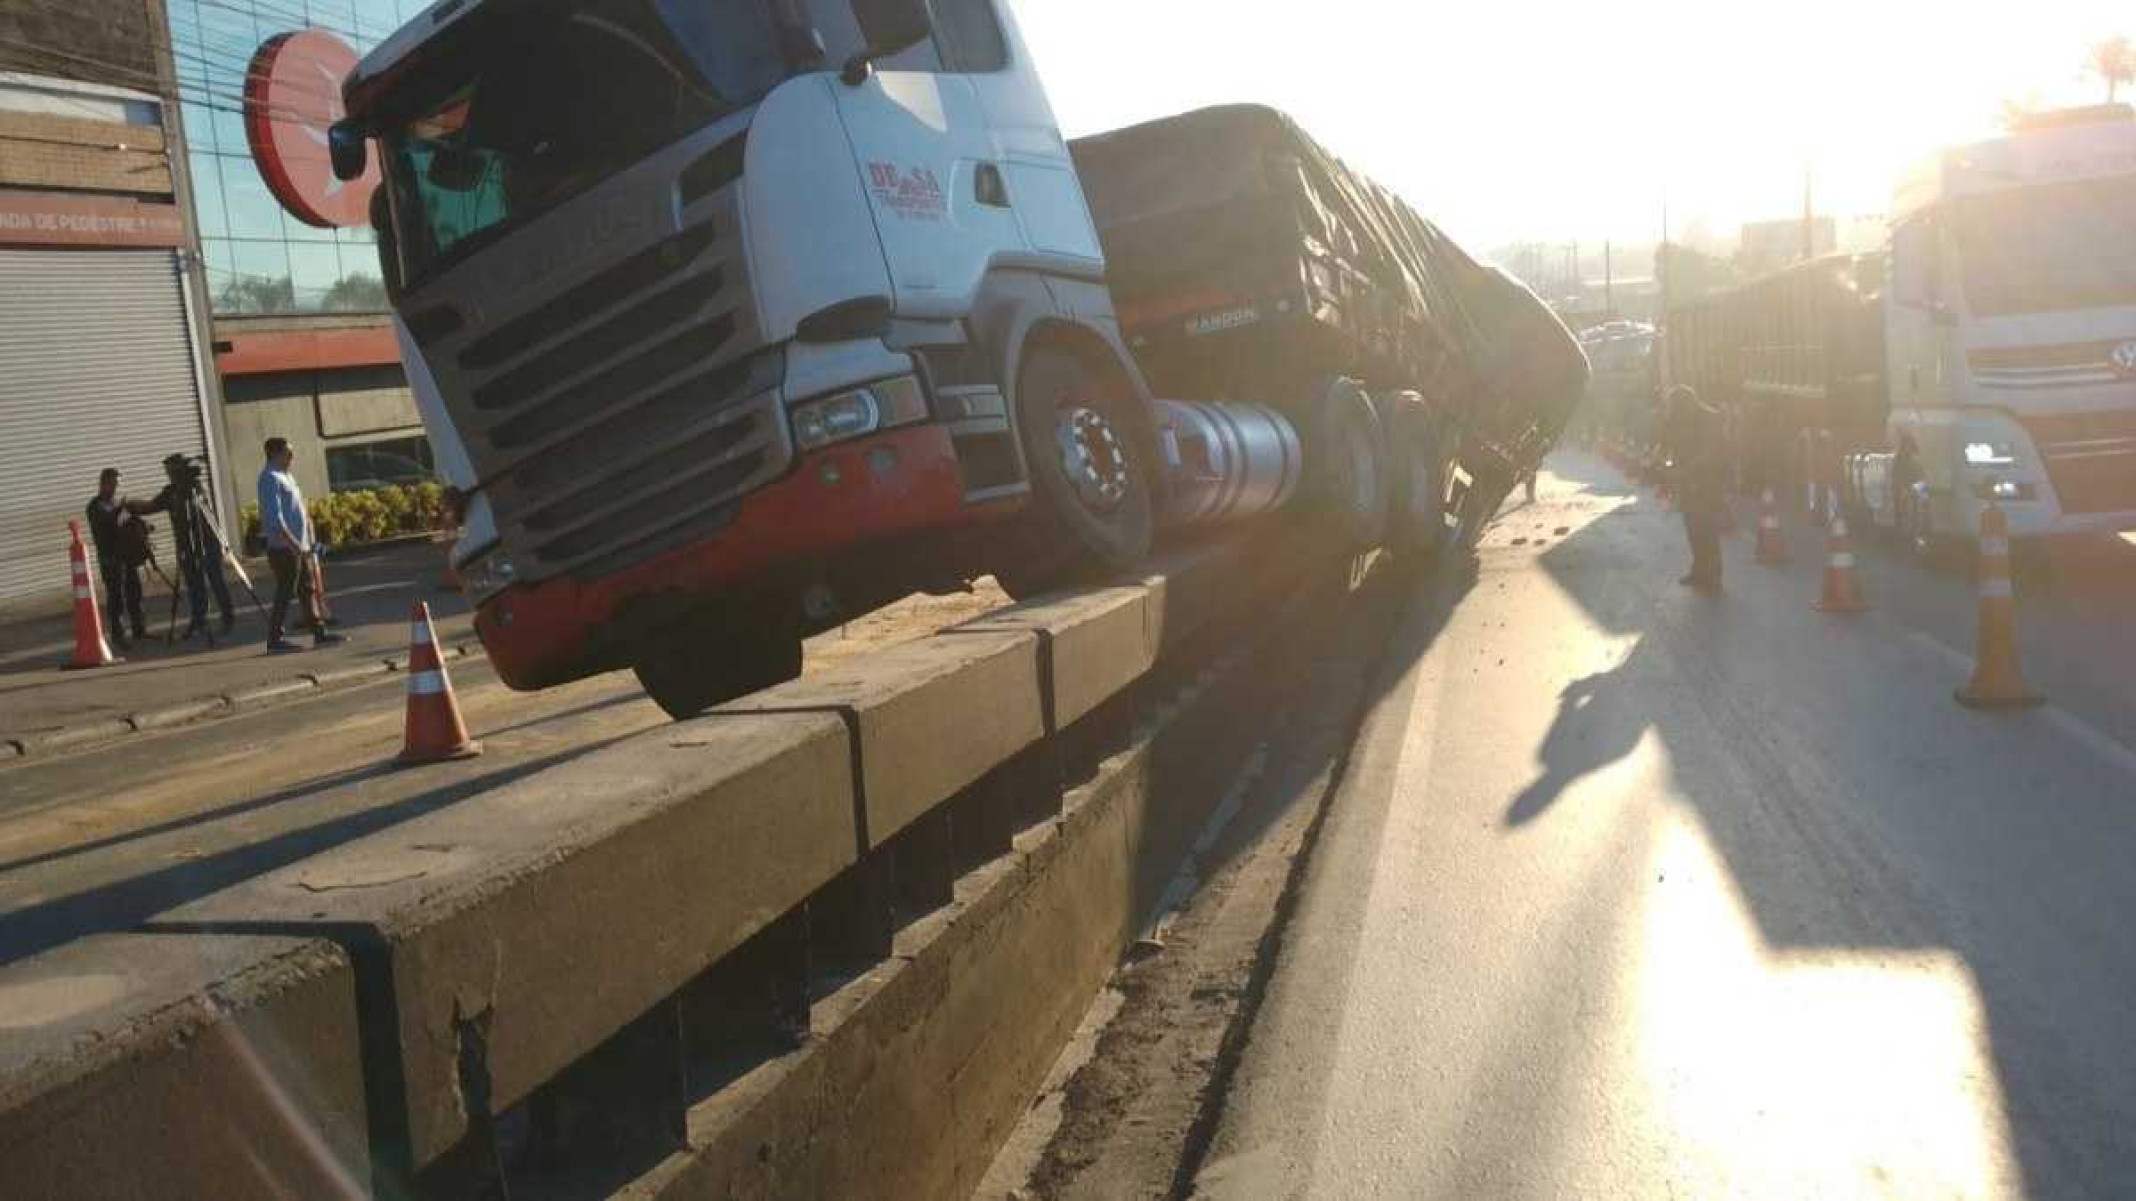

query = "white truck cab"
1883;105;2136;540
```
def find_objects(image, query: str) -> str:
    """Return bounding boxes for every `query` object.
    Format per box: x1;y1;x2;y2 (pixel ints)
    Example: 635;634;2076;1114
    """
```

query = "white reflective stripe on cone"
1979;538;2009;556
1978;578;2014;598
410;621;432;646
1830;553;1857;568
409;670;448;696
74;587;91;600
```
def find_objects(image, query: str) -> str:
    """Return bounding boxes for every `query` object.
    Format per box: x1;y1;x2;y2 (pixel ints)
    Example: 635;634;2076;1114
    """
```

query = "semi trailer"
318;0;1585;716
1662;104;2136;548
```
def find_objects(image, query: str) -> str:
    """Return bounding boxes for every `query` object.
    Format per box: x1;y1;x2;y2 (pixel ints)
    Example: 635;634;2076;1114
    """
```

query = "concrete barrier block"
155;711;854;1173
17;718;132;756
719;630;1043;848
224;677;318;709
1142;537;1252;650
129;696;230;732
0;933;369;1201
947;585;1154;731
643;701;1171;1201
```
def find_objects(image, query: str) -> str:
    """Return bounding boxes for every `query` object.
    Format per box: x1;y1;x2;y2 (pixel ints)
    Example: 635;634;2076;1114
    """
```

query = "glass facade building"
166;0;428;314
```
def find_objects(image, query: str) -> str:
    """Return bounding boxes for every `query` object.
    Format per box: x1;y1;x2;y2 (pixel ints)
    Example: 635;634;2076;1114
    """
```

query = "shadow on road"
1505;664;1648;827
1506;449;2136;1198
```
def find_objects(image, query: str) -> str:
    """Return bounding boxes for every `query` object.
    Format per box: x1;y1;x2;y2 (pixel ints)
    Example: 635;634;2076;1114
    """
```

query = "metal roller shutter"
0;248;211;608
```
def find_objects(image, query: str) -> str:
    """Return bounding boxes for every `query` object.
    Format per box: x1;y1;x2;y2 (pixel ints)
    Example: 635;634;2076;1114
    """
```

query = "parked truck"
1663;104;2136;548
320;0;1584;716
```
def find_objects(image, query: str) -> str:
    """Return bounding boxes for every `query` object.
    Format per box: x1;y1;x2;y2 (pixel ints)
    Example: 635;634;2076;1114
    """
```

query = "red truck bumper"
473;424;1012;690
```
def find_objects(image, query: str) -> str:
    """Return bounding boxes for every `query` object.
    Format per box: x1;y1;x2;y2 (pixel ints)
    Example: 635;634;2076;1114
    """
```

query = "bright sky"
1010;1;2132;253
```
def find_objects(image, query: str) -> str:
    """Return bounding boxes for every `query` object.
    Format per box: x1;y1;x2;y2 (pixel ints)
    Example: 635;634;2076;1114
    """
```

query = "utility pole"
1801;164;1815;262
1659;198;1671;318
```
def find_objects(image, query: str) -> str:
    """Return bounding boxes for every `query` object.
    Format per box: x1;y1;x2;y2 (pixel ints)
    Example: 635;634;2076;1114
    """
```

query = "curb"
1;638;487;762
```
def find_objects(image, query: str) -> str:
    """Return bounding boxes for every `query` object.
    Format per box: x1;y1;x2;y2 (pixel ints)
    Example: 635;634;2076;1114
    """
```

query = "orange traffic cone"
1813;515;1870;613
396;601;481;765
1956;505;2041;709
61;521;121;670
1754;488;1790;565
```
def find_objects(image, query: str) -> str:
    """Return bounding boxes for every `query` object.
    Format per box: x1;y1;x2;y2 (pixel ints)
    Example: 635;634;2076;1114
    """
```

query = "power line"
0;34;363;129
11;0;377;112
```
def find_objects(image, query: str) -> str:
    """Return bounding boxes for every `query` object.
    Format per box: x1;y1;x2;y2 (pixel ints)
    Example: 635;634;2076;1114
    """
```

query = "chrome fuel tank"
1154;398;1304;527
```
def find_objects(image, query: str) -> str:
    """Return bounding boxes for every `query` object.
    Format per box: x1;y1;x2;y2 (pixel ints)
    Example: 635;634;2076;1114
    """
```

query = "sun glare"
1012;0;2133;248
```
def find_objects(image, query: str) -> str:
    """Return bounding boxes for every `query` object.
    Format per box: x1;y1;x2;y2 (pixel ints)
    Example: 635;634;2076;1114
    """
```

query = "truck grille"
2016;410;2136;514
412;186;785;581
1970;340;2135;390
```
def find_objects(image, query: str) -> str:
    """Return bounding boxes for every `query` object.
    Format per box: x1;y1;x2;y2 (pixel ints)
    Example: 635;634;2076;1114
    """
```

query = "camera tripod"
157;489;269;648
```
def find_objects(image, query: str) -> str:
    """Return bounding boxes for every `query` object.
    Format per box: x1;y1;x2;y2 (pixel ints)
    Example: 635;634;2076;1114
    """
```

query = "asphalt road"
1191;452;2136;1200
0;584;1005;969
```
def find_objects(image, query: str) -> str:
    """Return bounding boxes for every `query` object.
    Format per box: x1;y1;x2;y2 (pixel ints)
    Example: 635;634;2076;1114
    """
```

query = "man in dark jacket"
1666;385;1726;592
84;468;148;648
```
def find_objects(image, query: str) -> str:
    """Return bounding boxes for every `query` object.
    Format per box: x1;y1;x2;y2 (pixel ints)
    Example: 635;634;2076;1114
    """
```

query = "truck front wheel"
1002;344;1157;596
632;608;803;720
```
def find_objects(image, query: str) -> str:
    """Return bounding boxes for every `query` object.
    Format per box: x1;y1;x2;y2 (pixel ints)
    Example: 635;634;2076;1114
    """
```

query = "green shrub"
301;483;451;549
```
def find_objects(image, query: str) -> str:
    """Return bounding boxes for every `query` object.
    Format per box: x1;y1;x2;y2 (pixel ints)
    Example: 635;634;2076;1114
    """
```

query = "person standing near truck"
1666;385;1726;592
257;438;345;653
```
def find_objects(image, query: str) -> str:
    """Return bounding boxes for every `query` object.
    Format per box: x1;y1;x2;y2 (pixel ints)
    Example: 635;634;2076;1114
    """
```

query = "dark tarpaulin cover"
1070;104;1588;476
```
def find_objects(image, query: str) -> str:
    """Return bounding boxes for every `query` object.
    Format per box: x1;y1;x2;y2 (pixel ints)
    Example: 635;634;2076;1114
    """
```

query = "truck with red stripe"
322;0;1584;716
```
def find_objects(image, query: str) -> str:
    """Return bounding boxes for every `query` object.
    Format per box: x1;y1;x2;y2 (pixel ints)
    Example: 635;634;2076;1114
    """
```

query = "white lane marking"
327;581;415;599
2040;707;2136;780
1906;630;2136;778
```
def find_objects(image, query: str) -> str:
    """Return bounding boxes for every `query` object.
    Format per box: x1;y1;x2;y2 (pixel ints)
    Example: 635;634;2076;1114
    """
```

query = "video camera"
161;452;210;497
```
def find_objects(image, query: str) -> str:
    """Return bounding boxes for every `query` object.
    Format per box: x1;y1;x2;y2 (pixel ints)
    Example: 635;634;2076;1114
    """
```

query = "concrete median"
9;522;1347;1199
147;710;853;1175
630;551;1344;1200
717;630;1045;850
0;933;369;1201
947;584;1156;732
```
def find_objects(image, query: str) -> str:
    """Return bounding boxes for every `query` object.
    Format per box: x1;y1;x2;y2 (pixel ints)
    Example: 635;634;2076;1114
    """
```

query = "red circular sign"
244;30;379;229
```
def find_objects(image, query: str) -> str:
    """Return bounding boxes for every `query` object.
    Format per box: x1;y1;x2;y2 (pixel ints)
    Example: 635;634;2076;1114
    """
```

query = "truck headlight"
459;549;518;601
791;375;928;451
1963;440;2017;467
1971;479;2036;501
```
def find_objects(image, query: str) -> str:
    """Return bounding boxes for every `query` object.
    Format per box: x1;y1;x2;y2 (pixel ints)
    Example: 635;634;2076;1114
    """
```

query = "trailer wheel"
1306;377;1391;551
632;607;803;720
1385;396;1446;559
1003;343;1157;593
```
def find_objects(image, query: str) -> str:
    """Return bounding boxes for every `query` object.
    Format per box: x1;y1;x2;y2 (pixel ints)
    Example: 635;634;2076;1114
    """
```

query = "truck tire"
632;610;803;720
1002;343;1157;595
1384;395;1447;560
1305;376;1391;551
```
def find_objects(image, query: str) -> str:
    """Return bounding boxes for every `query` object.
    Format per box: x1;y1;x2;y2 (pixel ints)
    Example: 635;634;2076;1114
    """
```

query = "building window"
165;0;429;315
326;435;435;492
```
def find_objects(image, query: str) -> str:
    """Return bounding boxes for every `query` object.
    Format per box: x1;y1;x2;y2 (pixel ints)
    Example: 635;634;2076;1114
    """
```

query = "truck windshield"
1954;175;2136;316
379;0;786;286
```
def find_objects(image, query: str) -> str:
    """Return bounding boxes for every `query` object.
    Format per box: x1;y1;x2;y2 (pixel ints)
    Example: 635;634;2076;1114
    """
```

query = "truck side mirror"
843;0;932;84
329;120;369;182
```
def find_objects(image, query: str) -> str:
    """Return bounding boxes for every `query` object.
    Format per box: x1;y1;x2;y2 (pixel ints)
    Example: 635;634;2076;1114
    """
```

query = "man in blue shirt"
257;437;345;653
